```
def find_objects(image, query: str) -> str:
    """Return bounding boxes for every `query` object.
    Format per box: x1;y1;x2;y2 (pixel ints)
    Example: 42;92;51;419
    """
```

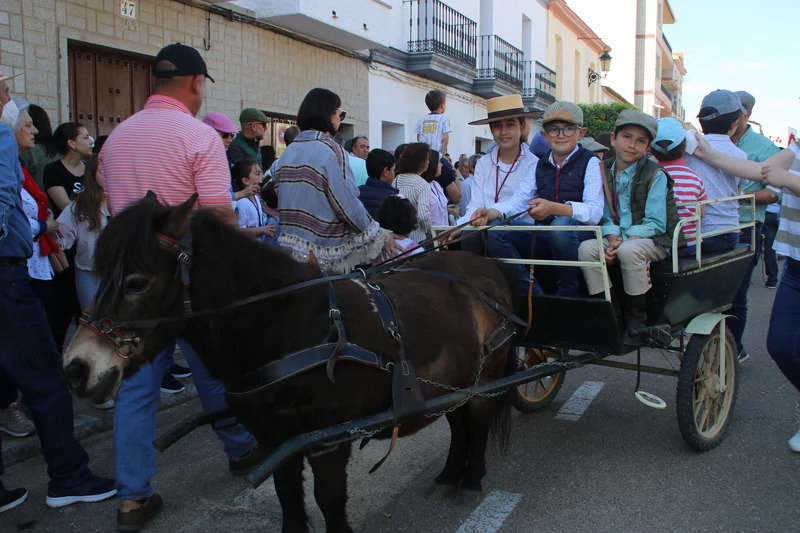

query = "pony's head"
62;191;198;403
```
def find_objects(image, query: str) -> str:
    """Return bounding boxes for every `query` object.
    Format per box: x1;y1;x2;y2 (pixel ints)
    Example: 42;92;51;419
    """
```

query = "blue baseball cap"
652;118;685;153
698;90;746;121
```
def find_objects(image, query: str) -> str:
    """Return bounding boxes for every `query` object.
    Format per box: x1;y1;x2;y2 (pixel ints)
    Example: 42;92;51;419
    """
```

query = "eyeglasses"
221;132;237;140
544;125;579;138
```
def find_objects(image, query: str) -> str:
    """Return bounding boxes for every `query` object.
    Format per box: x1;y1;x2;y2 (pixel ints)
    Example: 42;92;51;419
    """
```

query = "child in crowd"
56;154;109;311
393;142;433;243
684;90;748;251
416;90;451;155
373;195;422;262
358;149;397;217
578;110;682;346
421;150;449;228
232;159;277;243
651;118;707;254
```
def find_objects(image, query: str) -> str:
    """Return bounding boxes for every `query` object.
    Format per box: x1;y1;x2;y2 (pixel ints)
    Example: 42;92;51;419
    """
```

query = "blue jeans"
728;223;762;352
486;216;593;296
766;259;800;392
114;339;256;500
0;266;92;497
763;212;779;283
75;269;100;311
701;231;739;252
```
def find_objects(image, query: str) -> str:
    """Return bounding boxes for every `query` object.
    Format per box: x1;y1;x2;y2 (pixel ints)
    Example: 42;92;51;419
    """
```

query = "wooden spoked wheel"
510;348;565;413
676;329;738;451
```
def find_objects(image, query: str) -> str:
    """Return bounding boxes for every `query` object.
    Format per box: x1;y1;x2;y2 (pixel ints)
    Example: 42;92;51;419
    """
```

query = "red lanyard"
493;149;522;203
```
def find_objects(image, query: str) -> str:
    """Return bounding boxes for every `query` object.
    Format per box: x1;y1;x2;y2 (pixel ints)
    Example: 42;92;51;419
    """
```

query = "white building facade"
366;0;558;156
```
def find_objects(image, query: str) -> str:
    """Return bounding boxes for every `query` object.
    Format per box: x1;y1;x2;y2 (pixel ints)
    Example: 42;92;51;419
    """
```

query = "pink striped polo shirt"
663;159;707;246
100;95;232;215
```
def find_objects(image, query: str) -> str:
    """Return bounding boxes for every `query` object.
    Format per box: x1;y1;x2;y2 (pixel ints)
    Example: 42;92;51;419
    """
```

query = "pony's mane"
93;198;171;316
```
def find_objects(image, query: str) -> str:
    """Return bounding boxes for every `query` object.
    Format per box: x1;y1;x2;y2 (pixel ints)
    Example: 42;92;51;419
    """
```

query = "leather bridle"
77;232;193;360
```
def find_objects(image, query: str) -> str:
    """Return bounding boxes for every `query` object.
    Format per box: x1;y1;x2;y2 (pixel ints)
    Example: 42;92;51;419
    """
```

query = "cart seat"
669;243;751;273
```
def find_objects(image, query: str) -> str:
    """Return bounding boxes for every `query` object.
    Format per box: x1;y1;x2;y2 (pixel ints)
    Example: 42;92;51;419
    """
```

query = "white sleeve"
567;157;605;225
442;115;452;134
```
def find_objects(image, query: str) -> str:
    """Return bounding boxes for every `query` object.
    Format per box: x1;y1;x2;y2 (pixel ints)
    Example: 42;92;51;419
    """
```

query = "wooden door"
67;43;152;138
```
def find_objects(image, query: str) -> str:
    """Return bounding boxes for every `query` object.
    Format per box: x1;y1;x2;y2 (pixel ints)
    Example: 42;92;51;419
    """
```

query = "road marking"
455;490;522;533
555;380;604;421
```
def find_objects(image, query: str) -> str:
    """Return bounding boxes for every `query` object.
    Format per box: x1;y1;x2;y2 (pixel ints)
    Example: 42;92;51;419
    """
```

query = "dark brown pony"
62;193;517;533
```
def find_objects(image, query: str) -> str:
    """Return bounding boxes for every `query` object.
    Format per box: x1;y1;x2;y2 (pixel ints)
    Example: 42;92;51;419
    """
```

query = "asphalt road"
3;277;799;533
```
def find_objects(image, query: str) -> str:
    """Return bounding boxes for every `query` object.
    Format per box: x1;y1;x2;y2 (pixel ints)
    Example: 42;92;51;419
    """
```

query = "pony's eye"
125;276;150;294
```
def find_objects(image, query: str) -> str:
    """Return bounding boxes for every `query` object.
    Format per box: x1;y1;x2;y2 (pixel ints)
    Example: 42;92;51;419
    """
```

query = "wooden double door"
67;43;153;138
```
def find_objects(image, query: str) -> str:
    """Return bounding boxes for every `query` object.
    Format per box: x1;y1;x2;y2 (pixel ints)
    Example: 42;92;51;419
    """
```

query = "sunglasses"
339;110;347;121
221;132;237;140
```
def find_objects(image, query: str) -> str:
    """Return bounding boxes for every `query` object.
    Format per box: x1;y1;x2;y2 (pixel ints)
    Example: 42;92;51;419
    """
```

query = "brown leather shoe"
228;445;267;477
117;494;163;532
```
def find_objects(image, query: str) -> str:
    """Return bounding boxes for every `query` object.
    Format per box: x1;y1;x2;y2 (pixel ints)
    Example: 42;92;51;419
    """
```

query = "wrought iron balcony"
523;60;557;108
661;84;673;102
406;0;477;69
476;35;524;88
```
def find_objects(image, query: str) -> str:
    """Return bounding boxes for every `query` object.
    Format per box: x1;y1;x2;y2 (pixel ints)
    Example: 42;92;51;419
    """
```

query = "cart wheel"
510;348;565;413
676;329;738;451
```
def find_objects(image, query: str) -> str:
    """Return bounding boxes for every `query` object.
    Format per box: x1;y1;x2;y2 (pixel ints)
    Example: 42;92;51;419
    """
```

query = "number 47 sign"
120;0;136;19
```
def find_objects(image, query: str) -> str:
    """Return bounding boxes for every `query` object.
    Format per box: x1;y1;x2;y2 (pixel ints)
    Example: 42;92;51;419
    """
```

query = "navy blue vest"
535;146;597;205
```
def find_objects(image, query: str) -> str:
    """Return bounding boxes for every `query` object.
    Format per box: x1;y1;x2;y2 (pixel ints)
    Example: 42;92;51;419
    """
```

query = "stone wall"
0;0;369;130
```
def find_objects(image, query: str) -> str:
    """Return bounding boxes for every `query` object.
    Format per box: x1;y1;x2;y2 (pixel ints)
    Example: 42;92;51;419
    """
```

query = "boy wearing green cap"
578;110;682;346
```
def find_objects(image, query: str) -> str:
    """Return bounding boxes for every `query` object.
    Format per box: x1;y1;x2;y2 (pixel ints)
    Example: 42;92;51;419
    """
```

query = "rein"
80;208;530;354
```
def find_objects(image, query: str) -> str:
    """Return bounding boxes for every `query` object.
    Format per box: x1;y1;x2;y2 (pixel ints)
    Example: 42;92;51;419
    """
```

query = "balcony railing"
406;0;477;69
661;31;673;53
476;35;524;87
661;84;673;101
523;60;556;104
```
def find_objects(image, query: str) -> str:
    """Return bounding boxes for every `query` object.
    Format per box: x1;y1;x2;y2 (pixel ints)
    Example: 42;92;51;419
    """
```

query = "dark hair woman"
393;142;433;243
42;121;91;353
273;88;401;273
19;104;59;192
43;121;92;218
421;150;449;228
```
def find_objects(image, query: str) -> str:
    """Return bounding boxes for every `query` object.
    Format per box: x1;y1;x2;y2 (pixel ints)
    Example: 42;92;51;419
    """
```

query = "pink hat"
202;112;238;134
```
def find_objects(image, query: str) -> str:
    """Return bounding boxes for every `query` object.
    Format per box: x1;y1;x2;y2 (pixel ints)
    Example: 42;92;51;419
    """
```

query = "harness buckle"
329;308;341;319
178;252;190;264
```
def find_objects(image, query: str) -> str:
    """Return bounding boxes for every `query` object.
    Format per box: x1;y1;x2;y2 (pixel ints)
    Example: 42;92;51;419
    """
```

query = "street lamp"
588;50;612;87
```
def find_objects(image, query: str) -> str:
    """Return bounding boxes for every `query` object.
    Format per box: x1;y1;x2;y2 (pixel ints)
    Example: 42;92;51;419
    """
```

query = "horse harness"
80;231;526;429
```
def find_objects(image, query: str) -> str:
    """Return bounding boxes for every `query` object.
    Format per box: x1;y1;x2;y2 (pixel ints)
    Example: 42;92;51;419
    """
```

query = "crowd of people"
0;42;798;533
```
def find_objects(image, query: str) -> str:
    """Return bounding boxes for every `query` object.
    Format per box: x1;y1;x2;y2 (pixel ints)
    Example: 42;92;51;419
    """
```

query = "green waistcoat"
602;156;685;249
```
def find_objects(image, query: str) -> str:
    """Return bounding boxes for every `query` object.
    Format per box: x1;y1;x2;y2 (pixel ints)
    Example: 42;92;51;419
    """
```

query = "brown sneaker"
117;494;163;532
228;445;267;477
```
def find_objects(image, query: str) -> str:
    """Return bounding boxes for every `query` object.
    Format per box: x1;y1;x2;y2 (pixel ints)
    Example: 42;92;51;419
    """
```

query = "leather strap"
225;343;387;395
599;163;618;223
389;267;529;328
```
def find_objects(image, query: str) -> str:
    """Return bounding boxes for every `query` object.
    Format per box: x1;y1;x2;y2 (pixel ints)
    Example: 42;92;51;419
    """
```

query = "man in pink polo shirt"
100;44;259;532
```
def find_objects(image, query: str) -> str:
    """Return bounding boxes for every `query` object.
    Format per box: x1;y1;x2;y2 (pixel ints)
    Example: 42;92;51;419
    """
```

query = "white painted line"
555;380;605;421
455;490;523;533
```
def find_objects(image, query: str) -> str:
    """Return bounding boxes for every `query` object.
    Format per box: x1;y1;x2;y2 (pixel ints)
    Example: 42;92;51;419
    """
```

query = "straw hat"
0;71;22;84
469;94;542;125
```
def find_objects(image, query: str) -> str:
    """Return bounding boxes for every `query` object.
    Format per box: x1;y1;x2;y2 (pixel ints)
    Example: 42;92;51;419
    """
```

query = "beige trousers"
578;238;668;296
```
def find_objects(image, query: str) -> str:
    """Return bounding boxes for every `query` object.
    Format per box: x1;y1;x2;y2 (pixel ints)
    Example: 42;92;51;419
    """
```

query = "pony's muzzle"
64;359;90;396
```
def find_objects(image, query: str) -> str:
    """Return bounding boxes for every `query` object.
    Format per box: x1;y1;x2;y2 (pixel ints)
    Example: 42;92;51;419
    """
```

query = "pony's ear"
160;194;198;237
143;190;160;205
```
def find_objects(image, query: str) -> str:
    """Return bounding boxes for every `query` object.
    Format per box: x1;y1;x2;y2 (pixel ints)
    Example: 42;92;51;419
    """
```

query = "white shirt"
393;173;431;243
235;196;267;231
415;113;452;152
492;146;605;225
685;134;747;234
457;145;538;224
56;201;109;272
458;175;474;217
21;189;54;281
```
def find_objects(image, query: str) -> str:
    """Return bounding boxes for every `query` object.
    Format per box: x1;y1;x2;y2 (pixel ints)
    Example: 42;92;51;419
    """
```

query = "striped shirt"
100;95;231;215
662;159;707;246
393;173;431;243
778;142;800;261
